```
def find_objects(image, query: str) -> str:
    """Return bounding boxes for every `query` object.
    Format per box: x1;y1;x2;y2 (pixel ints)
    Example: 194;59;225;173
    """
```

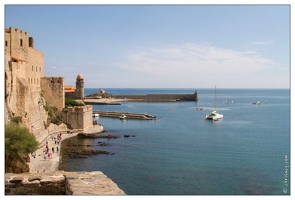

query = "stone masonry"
5;171;125;195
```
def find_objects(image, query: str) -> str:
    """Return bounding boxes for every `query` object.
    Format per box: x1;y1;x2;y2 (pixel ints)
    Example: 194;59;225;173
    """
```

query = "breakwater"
93;111;157;120
112;92;198;102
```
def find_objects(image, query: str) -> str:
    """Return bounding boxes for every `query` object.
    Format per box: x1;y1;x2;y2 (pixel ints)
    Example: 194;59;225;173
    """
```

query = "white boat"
205;85;223;121
93;113;100;117
119;114;127;120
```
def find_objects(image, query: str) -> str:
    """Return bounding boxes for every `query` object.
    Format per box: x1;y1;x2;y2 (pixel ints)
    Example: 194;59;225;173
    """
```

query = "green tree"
65;98;84;107
5;122;38;159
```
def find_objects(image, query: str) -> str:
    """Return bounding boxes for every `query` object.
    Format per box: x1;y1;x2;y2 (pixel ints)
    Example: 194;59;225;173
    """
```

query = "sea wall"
113;93;198;102
5;171;125;195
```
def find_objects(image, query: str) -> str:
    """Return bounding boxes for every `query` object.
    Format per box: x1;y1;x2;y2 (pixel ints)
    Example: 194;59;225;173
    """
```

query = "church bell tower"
75;74;84;99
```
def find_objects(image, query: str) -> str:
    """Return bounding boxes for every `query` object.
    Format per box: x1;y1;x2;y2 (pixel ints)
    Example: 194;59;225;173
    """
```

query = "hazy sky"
4;3;291;88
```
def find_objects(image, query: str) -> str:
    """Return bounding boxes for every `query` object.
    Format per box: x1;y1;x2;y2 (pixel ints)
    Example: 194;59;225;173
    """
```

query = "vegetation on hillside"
65;98;84;107
5;122;38;172
43;102;63;126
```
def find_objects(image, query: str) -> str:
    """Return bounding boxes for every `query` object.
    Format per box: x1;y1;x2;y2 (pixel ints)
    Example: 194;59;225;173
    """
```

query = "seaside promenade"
29;125;103;173
7;124;126;195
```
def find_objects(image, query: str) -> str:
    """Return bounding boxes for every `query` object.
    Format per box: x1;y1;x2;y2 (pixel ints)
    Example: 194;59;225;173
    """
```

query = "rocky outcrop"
47;123;68;134
67;149;114;158
5;155;30;173
77;133;120;139
5;171;125;195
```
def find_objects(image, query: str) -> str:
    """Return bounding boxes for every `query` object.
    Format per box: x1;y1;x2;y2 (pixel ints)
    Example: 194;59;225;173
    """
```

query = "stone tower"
75;74;84;99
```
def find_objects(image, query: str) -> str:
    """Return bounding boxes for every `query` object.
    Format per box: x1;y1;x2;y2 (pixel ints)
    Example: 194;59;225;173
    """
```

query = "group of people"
53;132;62;145
43;132;63;160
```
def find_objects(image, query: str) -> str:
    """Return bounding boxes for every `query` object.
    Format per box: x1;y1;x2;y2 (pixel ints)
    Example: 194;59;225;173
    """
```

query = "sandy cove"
28;125;103;173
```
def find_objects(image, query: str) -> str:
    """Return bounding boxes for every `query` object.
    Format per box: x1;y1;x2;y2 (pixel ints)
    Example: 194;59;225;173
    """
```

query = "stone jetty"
85;91;198;102
93;110;157;120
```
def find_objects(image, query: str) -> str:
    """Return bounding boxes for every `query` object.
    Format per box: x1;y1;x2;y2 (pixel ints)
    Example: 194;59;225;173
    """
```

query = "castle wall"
6;28;29;75
65;92;76;99
27;48;44;87
40;77;65;111
63;105;93;131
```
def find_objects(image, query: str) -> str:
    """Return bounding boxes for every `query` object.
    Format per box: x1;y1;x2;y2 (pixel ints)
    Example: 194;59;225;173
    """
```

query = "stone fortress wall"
40;77;65;111
5;27;50;142
63;105;93;130
5;27;92;141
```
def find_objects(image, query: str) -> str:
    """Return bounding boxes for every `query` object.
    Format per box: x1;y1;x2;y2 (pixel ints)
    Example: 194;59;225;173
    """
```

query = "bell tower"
75;74;84;99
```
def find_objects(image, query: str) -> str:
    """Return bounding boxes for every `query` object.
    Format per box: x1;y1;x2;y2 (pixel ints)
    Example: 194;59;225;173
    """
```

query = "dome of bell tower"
77;74;84;80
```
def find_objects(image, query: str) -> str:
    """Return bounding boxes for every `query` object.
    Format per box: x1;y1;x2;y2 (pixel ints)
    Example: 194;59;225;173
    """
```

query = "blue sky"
4;3;291;88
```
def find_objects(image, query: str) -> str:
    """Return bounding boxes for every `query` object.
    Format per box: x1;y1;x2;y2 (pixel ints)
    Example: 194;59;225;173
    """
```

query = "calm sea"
60;88;290;195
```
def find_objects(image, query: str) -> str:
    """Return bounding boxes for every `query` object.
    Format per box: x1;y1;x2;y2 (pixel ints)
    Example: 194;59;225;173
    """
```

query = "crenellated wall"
62;105;93;131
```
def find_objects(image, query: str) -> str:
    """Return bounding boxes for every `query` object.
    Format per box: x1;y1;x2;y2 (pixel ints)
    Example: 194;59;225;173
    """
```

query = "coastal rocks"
98;141;111;146
124;134;136;138
77;133;120;139
67;149;114;159
97;135;120;139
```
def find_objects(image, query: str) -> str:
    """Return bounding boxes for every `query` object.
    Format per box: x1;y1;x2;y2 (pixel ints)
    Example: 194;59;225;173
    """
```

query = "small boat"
119;114;127;120
93;113;100;117
205;85;223;121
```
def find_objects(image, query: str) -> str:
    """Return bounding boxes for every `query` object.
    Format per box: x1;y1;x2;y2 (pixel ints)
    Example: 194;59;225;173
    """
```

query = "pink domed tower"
75;74;84;99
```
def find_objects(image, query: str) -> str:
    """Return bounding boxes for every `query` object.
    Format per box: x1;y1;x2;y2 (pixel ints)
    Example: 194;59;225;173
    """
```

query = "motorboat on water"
93;113;100;117
205;85;223;121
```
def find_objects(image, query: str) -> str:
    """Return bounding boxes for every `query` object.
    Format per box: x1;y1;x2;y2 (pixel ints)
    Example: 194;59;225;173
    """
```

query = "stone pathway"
29;125;103;173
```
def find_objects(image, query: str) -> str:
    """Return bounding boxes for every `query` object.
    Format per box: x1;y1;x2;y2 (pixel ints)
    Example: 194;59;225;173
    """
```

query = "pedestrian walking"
52;147;55;153
31;152;36;158
56;146;59;152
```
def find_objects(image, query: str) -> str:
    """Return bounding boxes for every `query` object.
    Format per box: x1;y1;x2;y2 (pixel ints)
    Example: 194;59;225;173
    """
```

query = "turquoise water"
60;88;290;195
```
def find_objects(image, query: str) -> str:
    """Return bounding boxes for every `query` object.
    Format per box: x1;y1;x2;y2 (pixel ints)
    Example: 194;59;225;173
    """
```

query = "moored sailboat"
205;85;223;121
